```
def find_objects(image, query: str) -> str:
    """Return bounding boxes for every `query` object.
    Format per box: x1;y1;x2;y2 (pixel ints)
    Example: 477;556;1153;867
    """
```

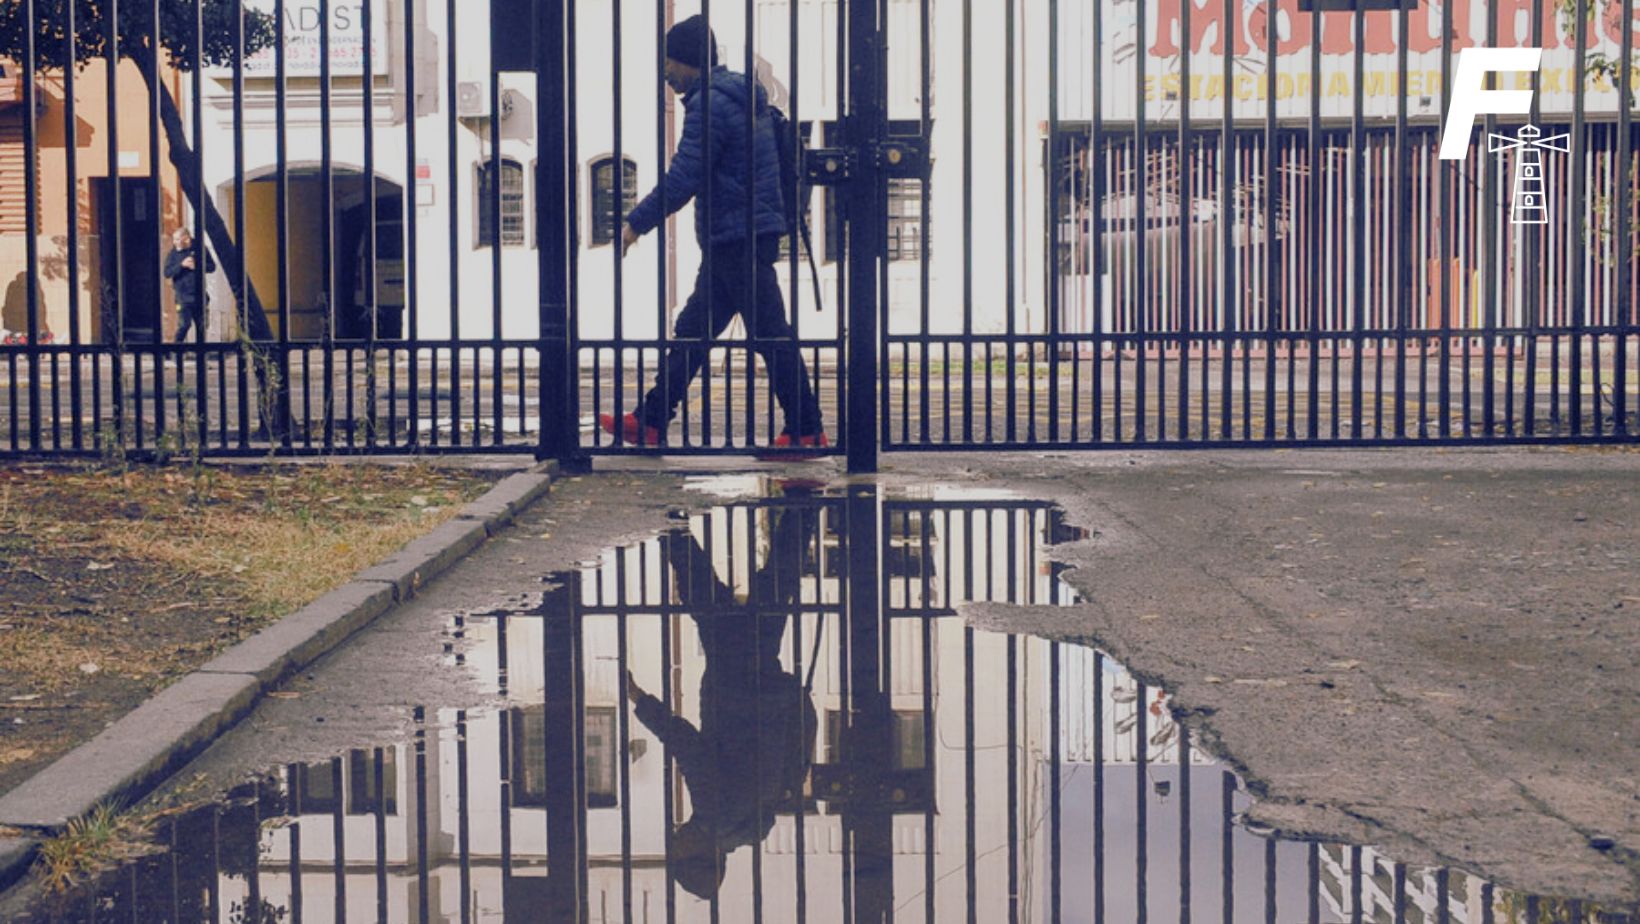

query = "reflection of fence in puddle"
35;496;1628;924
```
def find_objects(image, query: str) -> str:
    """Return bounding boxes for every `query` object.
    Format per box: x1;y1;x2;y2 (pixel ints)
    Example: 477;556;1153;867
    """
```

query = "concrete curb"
0;462;557;889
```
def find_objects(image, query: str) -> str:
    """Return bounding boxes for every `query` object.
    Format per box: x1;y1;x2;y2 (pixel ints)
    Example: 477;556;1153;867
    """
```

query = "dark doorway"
338;190;406;341
94;177;163;344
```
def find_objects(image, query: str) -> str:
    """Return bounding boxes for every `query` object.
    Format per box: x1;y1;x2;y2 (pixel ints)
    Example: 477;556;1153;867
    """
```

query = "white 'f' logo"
1439;48;1544;161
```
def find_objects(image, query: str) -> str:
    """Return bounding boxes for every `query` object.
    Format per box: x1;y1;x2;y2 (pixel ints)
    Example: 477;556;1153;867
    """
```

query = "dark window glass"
477;159;526;248
591;157;639;247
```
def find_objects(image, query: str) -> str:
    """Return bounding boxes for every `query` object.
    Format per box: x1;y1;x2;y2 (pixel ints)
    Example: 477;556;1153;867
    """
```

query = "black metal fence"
28;492;1635;922
0;0;1635;468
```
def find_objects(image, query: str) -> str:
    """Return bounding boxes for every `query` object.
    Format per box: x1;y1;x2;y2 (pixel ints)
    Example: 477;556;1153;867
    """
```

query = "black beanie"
665;15;717;70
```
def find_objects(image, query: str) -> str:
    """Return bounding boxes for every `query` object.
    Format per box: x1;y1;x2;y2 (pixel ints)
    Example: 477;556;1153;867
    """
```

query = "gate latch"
873;138;927;178
803;138;928;186
804;148;855;186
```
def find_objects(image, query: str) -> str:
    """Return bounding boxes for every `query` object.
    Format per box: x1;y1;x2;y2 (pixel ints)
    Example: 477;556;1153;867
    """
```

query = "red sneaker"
758;431;831;461
599;413;664;447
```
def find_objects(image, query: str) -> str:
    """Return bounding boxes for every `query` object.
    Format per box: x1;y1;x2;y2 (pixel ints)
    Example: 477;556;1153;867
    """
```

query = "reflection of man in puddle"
626;504;820;900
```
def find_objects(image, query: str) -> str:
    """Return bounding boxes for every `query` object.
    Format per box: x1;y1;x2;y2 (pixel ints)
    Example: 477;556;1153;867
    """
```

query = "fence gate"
0;0;1635;467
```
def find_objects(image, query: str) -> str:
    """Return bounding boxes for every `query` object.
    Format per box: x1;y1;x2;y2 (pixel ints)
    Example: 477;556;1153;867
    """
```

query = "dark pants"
641;236;822;436
174;302;205;343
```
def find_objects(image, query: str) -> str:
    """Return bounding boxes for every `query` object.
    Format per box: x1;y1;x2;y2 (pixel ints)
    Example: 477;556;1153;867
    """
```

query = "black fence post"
536;0;580;467
845;0;884;473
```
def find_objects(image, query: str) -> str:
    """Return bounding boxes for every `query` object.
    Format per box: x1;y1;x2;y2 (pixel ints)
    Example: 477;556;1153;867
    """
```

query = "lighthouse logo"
1487;125;1570;225
1440;48;1563;225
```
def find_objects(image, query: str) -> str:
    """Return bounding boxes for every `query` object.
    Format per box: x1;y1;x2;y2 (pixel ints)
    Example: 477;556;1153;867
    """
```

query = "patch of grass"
0;461;499;795
33;803;151;894
97;463;489;620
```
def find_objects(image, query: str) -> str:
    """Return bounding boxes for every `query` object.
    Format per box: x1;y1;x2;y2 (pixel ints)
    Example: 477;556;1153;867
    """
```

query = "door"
96;177;162;344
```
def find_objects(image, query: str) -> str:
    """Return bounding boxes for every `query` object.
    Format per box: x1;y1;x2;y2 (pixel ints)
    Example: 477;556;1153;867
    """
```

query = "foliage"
0;0;275;73
33;802;150;894
1553;0;1637;107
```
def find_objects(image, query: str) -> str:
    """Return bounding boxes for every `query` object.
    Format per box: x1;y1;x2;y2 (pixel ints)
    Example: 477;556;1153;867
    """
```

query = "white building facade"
191;0;1634;346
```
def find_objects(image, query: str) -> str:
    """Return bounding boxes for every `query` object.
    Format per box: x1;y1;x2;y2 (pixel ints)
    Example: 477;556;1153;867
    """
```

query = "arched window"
476;158;526;248
590;156;639;247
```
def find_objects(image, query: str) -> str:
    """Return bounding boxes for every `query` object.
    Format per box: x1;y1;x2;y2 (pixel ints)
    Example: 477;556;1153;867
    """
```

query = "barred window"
476;158;526;248
825;177;926;264
590;156;639;247
886;178;925;262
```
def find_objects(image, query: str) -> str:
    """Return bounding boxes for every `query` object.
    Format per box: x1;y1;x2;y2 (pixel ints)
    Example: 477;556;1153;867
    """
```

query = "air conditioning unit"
456;82;520;121
455;81;488;119
500;89;522;121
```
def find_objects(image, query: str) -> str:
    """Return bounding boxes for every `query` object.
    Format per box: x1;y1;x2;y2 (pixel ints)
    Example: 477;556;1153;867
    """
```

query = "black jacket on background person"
164;247;216;309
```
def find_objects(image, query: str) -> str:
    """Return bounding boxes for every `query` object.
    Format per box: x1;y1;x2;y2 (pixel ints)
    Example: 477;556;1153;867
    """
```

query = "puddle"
19;484;1631;923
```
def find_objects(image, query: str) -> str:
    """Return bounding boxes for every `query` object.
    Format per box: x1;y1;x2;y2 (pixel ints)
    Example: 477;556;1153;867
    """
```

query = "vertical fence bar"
1439;0;1453;437
961;0;974;445
331;756;346;920
274;0;292;448
361;0;378;449
1351;8;1365;441
232;0;250;448
1480;0;1499;437
1263;838;1277;924
21;0;41;451
1307;842;1319;924
1221;771;1234;924
963;619;978;924
374;748;388;921
64;0;82;452
1619;0;1634;436
992;630;1012;924
403;0;419;447
487;0;504;448
1134;0;1148;443
846;0;882;471
190;0;208;449
1048;0;1062;443
444;0;460;448
1137;680;1149;924
1179;723;1192;924
1089;0;1103;444
566;0;581;457
1394;2;1410;439
319;0;335;448
1263;0;1278;442
1220;0;1234;441
1175;0;1192;442
1569;0;1588;436
537;0;574;464
142;0;161;451
1307;5;1322;440
108;0;125;452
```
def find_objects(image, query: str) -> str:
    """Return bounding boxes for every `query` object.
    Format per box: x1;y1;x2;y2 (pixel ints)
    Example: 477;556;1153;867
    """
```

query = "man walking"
164;227;215;343
602;14;828;456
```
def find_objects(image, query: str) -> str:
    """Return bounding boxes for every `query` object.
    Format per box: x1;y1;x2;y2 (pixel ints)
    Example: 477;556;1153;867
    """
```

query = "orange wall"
0;56;184;341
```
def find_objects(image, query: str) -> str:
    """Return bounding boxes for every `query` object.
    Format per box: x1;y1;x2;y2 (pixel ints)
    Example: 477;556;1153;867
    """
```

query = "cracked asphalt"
8;446;1630;916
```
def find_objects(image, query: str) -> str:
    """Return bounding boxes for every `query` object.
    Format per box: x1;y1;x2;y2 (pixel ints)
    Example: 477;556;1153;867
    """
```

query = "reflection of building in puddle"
42;493;1601;923
1318;845;1496;924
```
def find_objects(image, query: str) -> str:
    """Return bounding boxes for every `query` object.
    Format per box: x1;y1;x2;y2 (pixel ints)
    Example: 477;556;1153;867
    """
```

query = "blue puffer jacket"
626;68;788;248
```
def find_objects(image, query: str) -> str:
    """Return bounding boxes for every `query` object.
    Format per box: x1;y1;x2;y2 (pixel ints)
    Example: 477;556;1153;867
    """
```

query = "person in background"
164;227;215;343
